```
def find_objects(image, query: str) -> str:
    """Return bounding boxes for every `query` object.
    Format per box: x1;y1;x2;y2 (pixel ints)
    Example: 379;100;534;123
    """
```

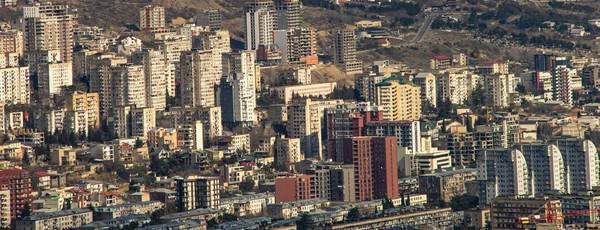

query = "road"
412;13;438;43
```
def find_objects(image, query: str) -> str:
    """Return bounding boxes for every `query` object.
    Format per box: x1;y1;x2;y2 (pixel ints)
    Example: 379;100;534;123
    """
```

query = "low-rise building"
94;201;164;220
490;196;562;230
219;193;275;217
418;168;477;202
267;198;330;219
15;209;93;230
269;82;337;104
159;208;221;222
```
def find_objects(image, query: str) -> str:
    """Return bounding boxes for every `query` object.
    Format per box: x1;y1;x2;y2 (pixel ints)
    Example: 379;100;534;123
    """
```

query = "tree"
297;213;315;230
239;177;255;193
20;202;31;220
207;218;218;228
347;208;360;222
221;213;238;221
150;209;165;225
449;194;479;211
135;138;145;148
537;123;554;140
382;198;394;209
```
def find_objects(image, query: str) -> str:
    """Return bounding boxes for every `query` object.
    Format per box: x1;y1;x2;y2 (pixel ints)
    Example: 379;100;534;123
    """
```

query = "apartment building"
244;0;276;50
219;193;274;217
334;29;362;74
147;128;178;150
176;120;203;151
436;71;480;105
552;57;576;106
51;147;77;166
134;49;166;111
139;5;165;32
275;137;303;168
0;30;23;55
270;82;337;104
375;77;421;121
287;98;323;160
325;102;384;161
156;35;191;97
0;169;33;219
180;50;218;107
490;197;562;230
194;10;222;30
23;2;73;63
38;62;73;95
198;107;223;144
0;190;9;227
548;138;600;194
275;173;315;203
427;55;452;70
476;61;509;75
418;168;477;202
130;107;156;137
94;201;164;220
15;209;92;230
0;64;30;105
484;73;514;108
273;27;318;65
219;73;256;124
275;0;301;29
65;92;100;129
175;176;220;211
355;74;383;104
413;72;437;107
99;64;146;114
514;142;565;196
477;149;530;205
341;136;399;201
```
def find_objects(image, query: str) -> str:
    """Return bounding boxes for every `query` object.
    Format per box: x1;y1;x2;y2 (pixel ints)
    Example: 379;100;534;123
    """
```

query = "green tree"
150;209;165;225
135;138;145;148
297;213;315;230
239;177;255;193
537;123;554;140
221;213;238;221
449;194;479;211
207;218;218;227
347;208;360;222
382;198;394;209
20;202;31;220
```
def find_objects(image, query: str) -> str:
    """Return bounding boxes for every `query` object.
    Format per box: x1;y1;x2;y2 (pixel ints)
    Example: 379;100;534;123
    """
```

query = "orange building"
275;173;315;203
0;169;32;219
342;136;398;201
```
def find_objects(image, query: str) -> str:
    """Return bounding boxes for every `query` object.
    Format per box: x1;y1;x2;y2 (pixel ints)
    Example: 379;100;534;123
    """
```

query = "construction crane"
518;201;600;227
518;201;563;225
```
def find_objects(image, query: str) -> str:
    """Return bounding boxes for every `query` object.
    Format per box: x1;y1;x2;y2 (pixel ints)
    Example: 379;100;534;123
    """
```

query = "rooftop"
23;208;91;221
419;168;477;177
160;208;221;220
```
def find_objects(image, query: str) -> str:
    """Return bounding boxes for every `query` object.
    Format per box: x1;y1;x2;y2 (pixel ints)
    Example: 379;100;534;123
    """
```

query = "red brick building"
325;103;384;161
0;169;32;219
274;173;315;203
342;136;399;201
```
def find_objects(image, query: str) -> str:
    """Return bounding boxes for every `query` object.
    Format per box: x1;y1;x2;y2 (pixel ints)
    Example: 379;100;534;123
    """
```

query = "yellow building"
147;127;178;150
65;92;100;129
376;77;421;121
51;147;77;166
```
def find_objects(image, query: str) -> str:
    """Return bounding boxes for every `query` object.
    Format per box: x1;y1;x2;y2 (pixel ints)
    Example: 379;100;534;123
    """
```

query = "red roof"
69;187;90;194
101;191;120;196
426;55;451;60
240;161;257;167
0;168;28;177
33;171;50;177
